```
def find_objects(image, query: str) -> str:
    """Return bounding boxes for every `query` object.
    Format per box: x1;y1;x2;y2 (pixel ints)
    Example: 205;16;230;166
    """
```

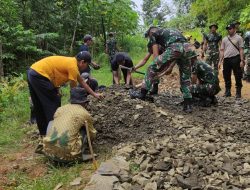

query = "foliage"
142;0;170;26
0;0;139;76
0;75;26;114
239;4;250;28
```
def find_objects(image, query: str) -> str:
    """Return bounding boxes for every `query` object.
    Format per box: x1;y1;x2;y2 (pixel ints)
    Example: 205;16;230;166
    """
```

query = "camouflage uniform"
244;31;250;80
142;28;193;99
205;32;222;72
190;60;221;97
106;38;117;63
43;104;96;162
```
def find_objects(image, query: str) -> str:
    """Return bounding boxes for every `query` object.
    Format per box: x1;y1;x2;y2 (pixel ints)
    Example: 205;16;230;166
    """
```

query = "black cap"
76;51;91;63
209;23;218;29
226;23;236;30
83;34;93;42
70;87;89;104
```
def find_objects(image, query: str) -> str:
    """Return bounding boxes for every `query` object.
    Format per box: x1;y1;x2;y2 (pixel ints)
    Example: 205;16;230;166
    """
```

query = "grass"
0;49;149;189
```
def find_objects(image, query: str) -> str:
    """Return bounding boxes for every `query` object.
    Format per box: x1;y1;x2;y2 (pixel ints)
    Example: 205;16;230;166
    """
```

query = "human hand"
94;93;104;100
240;60;245;68
93;64;100;70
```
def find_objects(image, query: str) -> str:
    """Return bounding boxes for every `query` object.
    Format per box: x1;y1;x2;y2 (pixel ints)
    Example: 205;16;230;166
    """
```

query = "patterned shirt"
106;38;117;57
205;32;222;50
43;104;96;161
192;60;219;84
221;34;244;58
148;28;187;50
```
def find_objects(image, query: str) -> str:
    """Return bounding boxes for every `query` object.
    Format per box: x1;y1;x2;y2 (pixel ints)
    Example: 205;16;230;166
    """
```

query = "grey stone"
144;182;157;190
84;174;119;190
154;161;172;171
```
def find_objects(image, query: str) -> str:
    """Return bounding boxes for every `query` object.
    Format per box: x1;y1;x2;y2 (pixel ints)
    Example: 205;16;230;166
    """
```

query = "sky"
131;0;175;24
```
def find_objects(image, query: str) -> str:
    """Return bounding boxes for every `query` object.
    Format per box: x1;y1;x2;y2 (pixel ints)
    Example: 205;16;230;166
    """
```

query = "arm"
152;44;159;59
126;71;132;85
202;39;207;57
77;75;102;99
191;74;198;84
134;52;151;70
240;47;245;68
113;71;119;84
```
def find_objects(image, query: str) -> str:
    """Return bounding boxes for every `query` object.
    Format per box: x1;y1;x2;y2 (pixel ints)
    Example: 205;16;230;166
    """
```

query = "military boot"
149;83;159;95
209;95;218;105
236;88;241;99
183;98;192;113
129;88;147;100
224;88;231;97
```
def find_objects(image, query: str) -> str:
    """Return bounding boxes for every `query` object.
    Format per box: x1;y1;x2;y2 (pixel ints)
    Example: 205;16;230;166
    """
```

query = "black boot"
149;83;159;95
129;88;147;100
209;95;218;105
224;88;231;97
236;88;241;99
183;98;192;113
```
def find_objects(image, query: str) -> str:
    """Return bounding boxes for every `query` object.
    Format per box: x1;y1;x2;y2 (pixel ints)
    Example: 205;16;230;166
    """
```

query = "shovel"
85;121;98;170
119;65;145;75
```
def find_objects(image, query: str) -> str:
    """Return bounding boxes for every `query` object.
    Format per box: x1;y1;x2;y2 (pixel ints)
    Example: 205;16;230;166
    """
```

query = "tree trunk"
0;41;3;77
70;4;81;55
101;17;106;48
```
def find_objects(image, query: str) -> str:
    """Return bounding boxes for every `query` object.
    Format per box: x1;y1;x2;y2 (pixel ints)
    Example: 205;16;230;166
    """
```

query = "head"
108;32;114;38
70;87;89;107
76;51;92;72
209;24;218;33
83;34;93;46
116;53;126;65
226;24;236;36
145;26;159;38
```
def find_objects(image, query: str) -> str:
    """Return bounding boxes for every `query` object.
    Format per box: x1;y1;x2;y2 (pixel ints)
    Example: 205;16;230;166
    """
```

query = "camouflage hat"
70;87;89;104
209;23;218;29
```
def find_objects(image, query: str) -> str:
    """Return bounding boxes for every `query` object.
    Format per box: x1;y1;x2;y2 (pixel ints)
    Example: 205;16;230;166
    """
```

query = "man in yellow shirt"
27;51;102;144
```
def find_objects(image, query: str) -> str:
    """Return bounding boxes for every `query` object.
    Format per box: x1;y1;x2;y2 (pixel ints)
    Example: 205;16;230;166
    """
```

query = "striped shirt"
221;34;243;58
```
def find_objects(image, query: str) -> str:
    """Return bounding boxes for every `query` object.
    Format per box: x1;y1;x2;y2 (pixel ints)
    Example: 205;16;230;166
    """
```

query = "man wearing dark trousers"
219;23;245;98
27;51;103;153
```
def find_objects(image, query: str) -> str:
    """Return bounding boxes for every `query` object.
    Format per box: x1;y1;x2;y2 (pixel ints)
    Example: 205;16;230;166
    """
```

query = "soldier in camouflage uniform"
106;32;118;64
133;42;165;95
190;52;221;106
43;87;96;163
130;26;194;112
243;25;250;81
202;24;222;73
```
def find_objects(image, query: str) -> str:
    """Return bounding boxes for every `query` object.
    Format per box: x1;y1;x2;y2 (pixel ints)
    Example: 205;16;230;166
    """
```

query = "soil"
1;67;250;189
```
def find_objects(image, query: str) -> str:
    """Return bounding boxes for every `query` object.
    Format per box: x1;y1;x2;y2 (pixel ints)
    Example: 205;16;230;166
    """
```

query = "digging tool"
85;121;98;170
119;65;145;75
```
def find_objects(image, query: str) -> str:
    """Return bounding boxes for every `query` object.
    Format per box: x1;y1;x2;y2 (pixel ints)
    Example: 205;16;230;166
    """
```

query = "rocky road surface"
86;83;250;189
